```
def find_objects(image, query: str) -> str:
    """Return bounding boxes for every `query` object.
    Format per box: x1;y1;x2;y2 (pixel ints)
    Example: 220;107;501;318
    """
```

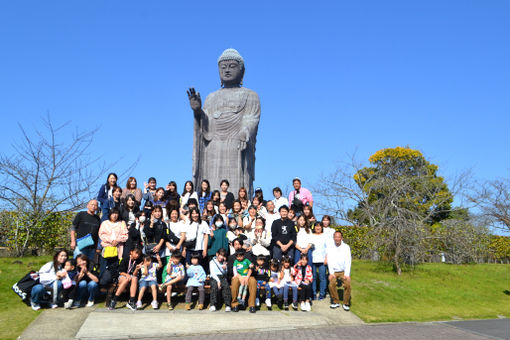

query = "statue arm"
238;90;261;144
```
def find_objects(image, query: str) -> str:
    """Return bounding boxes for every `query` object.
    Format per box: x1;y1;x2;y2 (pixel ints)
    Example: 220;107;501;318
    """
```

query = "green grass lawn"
0;256;50;340
351;260;510;322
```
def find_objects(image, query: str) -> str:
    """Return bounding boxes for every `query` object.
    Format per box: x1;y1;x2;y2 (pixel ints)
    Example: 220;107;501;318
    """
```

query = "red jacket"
292;264;313;285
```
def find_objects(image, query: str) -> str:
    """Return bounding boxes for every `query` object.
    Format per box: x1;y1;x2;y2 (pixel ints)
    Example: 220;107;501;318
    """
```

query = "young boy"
292;253;314;311
185;252;206;310
160;252;185;310
136;253;163;310
62;259;78;309
109;248;143;310
254;255;271;308
233;249;252;306
209;248;231;312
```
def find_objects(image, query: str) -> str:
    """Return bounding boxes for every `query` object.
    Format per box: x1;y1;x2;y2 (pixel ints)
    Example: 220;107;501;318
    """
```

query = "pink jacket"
99;220;128;258
291;264;313;286
288;187;313;206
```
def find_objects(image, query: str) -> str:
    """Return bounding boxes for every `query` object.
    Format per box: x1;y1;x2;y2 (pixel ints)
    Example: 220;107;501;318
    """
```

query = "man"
326;231;351;311
227;238;257;313
260;200;279;233
70;199;101;261
288;177;313;215
271;205;296;263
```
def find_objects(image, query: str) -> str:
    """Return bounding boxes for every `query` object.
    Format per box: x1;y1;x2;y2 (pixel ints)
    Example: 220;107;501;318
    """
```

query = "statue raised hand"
187;88;202;112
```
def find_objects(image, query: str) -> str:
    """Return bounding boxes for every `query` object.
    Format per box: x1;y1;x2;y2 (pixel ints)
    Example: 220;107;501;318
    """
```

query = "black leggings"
298;283;312;302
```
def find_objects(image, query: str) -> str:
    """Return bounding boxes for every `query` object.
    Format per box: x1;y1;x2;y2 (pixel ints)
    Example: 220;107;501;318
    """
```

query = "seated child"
185;252;206;310
233;249;252;306
136;253;163;310
253;255;271;308
281;256;299;310
292;253;314;312
109;248;143;310
209;248;231;311
62;259;78;309
160;252;185;310
268;259;284;307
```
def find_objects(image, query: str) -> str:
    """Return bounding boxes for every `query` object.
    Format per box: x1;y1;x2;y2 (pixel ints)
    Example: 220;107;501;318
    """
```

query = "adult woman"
228;200;244;228
121;194;139;227
295;215;313;264
219;179;235;210
182;207;210;264
211;190;221;209
101;186;123;222
165;208;186;257
151;187;168;220
252;196;267;217
198;179;212;212
121;177;143;205
218;202;229;226
142;177;157;206
181;180;199;208
310;223;328;300
237;187;251;208
97;173;117;211
249;218;271;258
142;205;167;257
242;205;258;233
99;207;129;259
207;214;229;261
202;200;217;226
121;195;142;259
320;215;335;238
164;181;180;203
30;249;68;310
74;254;100;307
303;205;317;226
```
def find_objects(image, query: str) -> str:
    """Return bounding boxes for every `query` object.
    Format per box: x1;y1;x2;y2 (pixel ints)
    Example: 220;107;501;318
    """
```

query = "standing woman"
295;215;313;264
165;208;186;255
30;249;68;310
142;177;157;207
97;173;118;213
310;223;328;300
202;200;217;226
121;195;142;259
74;254;100;307
121;177;143;205
320;215;335;239
237;187;251;208
211;190;221;210
198;179;212;213
142;205;168;258
182;207;210;265
164;181;180;204
151;187;168;220
181;180;199;208
101;186;123;222
302;205;317;227
219;179;235;210
99;208;129;260
228;200;244;228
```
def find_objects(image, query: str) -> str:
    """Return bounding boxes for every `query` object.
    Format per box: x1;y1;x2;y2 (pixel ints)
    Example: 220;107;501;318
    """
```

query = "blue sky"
1;1;509;218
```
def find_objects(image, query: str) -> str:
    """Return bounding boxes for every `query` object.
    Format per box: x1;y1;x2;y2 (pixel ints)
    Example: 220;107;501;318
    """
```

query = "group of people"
29;175;352;314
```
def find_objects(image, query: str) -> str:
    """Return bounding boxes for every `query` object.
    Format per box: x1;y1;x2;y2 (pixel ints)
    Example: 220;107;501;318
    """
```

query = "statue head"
218;48;245;87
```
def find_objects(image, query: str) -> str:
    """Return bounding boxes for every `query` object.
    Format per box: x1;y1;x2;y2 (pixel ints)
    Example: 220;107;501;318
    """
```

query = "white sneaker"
171;292;178;297
300;302;306;311
50;304;58;309
209;305;216;311
342;304;350;311
305;301;311;311
255;298;260;307
151;300;159;309
265;298;272;307
31;302;41;311
136;300;142;309
330;303;340;309
64;299;74;309
225;306;231;312
86;300;94;307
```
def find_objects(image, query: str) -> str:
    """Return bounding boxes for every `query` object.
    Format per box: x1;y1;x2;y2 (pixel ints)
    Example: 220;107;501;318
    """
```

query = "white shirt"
183;221;210;251
260;210;280;232
181;192;199;207
326;241;351;277
273;197;289;211
310;233;328;263
296;228;313;249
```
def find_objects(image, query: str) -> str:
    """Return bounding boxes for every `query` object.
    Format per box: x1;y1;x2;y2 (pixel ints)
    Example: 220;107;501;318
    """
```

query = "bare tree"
0;116;134;256
468;177;510;232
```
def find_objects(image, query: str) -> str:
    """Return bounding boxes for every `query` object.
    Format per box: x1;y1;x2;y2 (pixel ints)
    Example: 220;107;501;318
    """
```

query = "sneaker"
168;303;174;311
342;304;350;311
225;306;231;312
305;301;311;311
330;303;340;309
158;284;165;293
255;298;260;307
31;302;41;311
291;302;298;310
249;306;256;313
136;300;143;309
86;300;94;308
284;303;289;311
185;303;191;310
108;299;117;310
126;300;136;311
209;305;216;312
64;299;74;309
265;298;272;308
198;304;204;310
151;300;159;309
233;305;240;312
300;301;306;311
171;292;178;297
50;304;58;309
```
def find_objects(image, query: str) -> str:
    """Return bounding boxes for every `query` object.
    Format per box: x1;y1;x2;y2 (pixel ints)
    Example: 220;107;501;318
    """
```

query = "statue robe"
193;87;260;197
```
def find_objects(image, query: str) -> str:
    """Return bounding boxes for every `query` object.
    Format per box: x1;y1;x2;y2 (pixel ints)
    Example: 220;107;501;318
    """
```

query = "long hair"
53;249;68;272
105;173;118;190
189;207;202;224
182;180;194;196
296;215;310;233
125;176;137;189
199;179;211;197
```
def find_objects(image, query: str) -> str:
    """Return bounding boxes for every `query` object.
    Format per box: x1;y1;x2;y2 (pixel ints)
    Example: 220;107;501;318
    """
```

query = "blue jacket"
186;265;206;287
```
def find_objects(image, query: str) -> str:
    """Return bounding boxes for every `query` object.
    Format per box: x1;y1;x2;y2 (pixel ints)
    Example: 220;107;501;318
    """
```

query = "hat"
255;187;262;192
293;177;301;183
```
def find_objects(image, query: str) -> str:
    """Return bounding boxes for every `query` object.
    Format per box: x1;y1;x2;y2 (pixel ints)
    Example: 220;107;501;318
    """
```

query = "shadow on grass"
504;290;510;295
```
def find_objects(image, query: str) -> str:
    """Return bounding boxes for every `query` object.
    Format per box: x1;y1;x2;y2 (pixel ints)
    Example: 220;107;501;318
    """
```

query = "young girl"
281;256;298;310
160;252;185;310
185;253;206;310
181;180;199;208
295;215;313;264
268;259;284;308
292;254;314;311
108;248;142;310
198;180;212;212
137;254;163;310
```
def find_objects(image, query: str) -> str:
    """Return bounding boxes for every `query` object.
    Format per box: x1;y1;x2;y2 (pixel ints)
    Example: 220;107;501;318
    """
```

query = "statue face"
219;60;243;86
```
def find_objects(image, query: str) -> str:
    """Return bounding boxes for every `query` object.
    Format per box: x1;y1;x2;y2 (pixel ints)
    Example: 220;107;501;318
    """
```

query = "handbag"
76;233;94;250
102;246;118;258
183;222;199;249
12;271;40;305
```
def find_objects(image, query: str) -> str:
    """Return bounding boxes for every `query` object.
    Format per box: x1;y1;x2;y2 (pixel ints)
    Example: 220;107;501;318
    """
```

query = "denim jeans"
272;245;294;263
31;280;62;305
294;249;313;265
283;282;299;303
312;262;327;299
77;280;99;303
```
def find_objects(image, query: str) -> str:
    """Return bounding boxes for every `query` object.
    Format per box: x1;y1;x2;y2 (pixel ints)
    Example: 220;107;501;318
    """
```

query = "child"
136;254;163;310
62;259;78;309
281;256;299;310
292;253;314;312
209;248;232;312
268;259;284;308
254;255;271;309
185;252;206;310
233;249;252;306
160;252;185;310
109;248;143;310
